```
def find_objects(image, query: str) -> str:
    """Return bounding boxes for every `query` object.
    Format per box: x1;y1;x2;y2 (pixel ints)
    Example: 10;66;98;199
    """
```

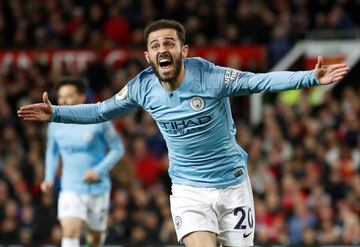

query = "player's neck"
161;64;186;92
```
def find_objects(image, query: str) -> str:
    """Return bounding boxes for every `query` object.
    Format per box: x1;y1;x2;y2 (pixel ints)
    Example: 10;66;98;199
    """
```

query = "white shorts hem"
178;228;219;242
220;241;254;247
58;214;86;221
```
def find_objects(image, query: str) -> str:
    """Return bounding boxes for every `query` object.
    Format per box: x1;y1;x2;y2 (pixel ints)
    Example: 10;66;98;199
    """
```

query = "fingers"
327;63;349;72
18;103;43;111
41;185;47;192
17;112;34;119
315;56;323;69
83;177;94;183
331;66;349;73
84;175;95;181
331;71;349;81
329;67;349;77
18;108;36;115
326;69;349;82
332;77;343;82
17;108;44;121
330;76;344;82
43;91;51;105
19;114;37;121
41;183;52;192
83;171;98;183
17;108;37;119
83;173;91;182
23;117;37;121
318;62;349;84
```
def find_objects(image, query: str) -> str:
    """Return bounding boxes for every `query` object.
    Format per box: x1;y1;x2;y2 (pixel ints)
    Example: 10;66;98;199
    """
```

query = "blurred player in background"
19;20;349;247
40;78;124;247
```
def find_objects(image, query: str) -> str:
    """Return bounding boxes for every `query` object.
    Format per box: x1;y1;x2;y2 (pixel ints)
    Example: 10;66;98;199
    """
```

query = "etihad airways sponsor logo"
159;116;211;136
159;116;211;130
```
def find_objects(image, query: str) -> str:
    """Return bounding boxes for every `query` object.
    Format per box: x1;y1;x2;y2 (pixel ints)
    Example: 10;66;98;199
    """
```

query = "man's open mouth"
158;57;173;70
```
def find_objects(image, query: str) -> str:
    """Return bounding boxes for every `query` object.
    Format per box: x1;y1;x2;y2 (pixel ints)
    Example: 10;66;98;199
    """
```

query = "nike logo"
243;231;252;238
149;105;160;110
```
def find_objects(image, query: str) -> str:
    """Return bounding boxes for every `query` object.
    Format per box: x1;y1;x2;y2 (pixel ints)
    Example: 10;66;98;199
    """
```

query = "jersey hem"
171;175;246;189
61;188;110;196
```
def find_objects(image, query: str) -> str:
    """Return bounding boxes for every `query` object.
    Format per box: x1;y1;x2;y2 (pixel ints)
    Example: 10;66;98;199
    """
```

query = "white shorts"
170;176;255;247
58;191;110;231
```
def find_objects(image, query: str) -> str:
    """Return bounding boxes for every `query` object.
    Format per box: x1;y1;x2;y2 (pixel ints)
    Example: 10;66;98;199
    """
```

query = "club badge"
189;96;205;111
175;216;182;229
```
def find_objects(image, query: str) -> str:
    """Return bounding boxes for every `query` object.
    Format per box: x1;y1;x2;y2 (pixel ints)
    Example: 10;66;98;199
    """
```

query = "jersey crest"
189;96;205;111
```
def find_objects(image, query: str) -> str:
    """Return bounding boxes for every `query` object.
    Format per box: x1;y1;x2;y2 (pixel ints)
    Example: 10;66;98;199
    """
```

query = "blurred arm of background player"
83;121;125;183
40;121;59;193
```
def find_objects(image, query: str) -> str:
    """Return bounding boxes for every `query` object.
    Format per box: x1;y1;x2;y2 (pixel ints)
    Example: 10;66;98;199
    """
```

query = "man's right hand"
17;92;53;121
41;181;53;193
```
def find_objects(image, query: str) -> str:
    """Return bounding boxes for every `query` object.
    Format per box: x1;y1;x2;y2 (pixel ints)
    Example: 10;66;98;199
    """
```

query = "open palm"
315;56;349;85
17;92;53;121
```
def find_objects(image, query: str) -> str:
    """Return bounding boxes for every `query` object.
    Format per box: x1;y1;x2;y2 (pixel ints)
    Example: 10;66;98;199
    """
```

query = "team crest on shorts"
175;216;182;229
115;85;128;100
189;96;205;111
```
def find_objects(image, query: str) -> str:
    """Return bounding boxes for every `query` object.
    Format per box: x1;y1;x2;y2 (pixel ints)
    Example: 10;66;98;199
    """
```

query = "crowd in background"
0;0;360;246
0;0;360;64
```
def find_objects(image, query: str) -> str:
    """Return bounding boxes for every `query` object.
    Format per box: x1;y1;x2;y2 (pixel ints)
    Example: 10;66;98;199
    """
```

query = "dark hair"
144;19;186;45
56;77;86;95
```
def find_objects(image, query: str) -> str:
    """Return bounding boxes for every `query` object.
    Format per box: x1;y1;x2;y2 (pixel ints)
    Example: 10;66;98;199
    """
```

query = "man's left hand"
315;56;349;85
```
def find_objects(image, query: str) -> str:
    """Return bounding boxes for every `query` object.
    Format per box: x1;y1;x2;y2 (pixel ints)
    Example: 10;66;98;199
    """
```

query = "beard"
150;53;182;83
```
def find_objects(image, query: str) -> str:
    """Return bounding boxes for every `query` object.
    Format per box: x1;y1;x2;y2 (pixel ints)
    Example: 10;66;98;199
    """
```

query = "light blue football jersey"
45;121;124;195
51;57;319;188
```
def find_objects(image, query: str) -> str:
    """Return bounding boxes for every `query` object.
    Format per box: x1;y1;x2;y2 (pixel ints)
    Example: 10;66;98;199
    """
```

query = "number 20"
234;207;253;229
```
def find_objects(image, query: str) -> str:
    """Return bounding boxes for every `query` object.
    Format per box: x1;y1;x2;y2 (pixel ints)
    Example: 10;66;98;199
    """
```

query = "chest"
53;124;102;148
145;88;220;119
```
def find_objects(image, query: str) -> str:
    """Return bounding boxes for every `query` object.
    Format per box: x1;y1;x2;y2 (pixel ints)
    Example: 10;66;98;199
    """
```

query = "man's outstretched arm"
205;56;349;97
239;56;349;94
18;89;138;123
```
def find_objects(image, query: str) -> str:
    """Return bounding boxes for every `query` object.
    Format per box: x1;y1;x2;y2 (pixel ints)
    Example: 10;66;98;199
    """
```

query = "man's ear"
144;51;150;64
182;45;189;58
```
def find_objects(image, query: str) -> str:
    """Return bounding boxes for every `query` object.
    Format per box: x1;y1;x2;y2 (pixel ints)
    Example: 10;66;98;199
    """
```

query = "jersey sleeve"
50;81;139;124
92;122;125;176
44;124;60;182
203;61;320;97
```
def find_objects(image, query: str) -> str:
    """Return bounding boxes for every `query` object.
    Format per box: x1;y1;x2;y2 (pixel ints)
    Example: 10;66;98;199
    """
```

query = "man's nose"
158;44;168;53
158;51;170;60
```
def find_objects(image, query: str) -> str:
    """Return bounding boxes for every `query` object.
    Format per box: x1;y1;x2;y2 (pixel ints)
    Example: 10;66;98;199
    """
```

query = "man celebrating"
41;78;124;247
19;20;348;247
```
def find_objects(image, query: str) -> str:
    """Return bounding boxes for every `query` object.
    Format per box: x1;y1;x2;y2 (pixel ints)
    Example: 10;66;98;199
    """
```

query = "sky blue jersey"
51;57;319;188
45;121;124;195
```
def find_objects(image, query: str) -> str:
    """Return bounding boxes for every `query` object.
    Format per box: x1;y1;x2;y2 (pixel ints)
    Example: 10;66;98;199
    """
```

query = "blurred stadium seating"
0;0;359;246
